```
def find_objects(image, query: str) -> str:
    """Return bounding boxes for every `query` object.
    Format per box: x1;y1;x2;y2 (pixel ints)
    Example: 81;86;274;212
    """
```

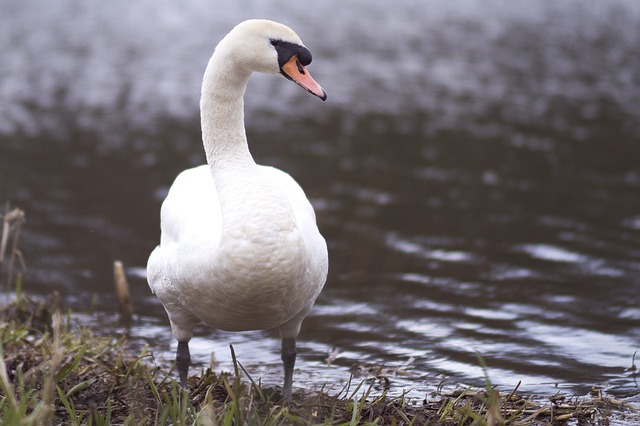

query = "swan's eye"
270;39;280;47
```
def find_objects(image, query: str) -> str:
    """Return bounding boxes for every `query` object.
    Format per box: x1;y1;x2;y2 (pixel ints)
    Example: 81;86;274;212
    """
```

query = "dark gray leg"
176;340;191;388
281;338;296;401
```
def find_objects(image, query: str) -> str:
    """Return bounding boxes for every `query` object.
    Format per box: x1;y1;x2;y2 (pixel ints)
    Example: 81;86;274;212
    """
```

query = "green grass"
0;290;637;425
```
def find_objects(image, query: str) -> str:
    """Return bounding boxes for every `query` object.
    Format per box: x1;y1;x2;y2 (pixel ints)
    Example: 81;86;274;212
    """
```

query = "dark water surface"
1;0;640;401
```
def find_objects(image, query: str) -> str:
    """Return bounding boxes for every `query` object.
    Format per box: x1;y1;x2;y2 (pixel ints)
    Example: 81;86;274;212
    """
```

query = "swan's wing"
260;165;328;302
258;165;317;224
159;165;221;245
147;164;221;298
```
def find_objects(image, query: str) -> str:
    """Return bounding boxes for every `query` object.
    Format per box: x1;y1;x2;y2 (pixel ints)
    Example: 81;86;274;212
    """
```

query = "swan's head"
218;19;327;101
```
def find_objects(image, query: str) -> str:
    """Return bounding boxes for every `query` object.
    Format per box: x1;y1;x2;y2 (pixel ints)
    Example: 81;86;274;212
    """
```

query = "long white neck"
199;46;293;237
200;49;254;172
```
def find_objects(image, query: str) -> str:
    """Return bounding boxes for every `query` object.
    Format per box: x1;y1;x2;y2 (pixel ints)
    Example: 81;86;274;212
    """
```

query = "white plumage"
147;19;328;400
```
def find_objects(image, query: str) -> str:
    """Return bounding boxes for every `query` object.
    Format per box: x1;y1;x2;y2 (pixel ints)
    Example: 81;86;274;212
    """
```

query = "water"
1;0;639;401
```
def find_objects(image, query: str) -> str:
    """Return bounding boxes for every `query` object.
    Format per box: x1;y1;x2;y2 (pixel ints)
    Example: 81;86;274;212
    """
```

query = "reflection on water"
1;0;640;400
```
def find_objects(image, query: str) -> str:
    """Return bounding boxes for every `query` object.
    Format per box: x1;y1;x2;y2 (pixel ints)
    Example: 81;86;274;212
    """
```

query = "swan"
146;19;328;401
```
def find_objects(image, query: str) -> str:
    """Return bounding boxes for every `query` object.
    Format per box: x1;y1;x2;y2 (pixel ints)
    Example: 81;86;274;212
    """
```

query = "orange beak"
282;55;327;101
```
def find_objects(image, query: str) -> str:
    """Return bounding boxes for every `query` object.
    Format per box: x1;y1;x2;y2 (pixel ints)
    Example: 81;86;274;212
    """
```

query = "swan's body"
147;19;328;400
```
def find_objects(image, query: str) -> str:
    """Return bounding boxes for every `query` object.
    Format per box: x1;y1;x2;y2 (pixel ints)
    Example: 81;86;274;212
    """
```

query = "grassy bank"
1;290;638;425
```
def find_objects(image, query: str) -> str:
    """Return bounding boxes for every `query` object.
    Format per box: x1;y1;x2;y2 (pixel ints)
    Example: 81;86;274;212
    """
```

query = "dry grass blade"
229;344;266;402
113;260;134;324
0;202;26;291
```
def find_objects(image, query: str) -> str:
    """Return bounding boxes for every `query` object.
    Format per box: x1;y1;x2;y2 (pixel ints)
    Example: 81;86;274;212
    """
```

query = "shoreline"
1;291;638;425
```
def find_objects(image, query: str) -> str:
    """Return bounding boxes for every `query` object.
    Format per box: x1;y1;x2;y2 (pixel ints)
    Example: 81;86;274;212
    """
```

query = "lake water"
1;0;639;402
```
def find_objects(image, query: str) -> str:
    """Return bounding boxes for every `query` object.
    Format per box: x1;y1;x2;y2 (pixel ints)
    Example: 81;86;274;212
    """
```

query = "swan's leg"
166;313;198;388
281;338;296;401
176;340;191;388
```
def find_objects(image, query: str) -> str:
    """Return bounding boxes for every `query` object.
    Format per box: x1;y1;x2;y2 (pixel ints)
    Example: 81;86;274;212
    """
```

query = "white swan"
147;19;328;400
